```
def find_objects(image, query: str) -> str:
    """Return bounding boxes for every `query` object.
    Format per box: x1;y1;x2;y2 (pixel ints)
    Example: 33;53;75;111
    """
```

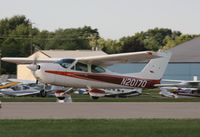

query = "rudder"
131;52;171;80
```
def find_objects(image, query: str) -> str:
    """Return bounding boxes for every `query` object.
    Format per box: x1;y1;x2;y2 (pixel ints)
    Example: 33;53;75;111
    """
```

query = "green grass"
0;119;200;137
1;89;200;102
0;96;57;102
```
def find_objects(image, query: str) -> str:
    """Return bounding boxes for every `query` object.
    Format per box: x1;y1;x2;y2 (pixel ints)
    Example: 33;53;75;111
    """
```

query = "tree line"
0;15;199;74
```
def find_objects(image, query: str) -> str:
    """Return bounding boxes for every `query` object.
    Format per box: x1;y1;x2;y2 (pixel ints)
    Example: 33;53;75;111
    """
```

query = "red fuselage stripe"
45;70;160;88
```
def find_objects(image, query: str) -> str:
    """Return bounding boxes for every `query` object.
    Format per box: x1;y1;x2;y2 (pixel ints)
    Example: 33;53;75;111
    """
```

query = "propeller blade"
33;52;39;65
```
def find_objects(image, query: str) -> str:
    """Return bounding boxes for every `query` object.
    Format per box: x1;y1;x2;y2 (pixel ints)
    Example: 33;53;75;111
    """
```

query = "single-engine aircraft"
2;51;171;98
0;84;44;97
155;76;200;98
0;79;67;97
0;81;20;89
88;88;142;99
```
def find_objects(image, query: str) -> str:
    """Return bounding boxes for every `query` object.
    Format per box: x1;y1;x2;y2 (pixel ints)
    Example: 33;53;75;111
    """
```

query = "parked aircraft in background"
88;88;142;99
0;79;47;97
73;88;89;95
2;51;171;99
0;79;66;97
155;76;200;98
0;84;43;97
0;81;19;89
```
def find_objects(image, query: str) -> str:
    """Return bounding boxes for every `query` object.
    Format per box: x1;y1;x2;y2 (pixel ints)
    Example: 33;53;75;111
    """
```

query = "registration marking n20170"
121;78;147;88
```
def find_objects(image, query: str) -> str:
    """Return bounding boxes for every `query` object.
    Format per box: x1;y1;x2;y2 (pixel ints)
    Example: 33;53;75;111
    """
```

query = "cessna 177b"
2;51;171;98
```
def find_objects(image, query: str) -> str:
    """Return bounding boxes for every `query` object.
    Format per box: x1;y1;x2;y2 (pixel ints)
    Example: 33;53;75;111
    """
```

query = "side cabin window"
91;65;105;73
57;59;75;69
75;62;88;72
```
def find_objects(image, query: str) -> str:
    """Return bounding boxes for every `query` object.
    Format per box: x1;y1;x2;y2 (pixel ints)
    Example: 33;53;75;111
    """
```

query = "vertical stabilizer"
132;52;171;80
193;76;198;81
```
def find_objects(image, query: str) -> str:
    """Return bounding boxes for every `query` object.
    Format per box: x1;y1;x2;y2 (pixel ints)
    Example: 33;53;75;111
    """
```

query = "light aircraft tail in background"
156;76;200;98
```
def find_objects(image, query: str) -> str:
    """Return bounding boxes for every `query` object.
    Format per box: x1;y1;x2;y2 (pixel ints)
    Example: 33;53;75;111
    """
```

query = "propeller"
26;52;41;84
33;51;39;65
27;52;40;71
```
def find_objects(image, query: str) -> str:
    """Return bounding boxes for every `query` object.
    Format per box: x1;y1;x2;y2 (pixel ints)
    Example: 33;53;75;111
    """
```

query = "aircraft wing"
156;81;200;88
77;51;160;66
154;83;183;87
7;79;36;84
2;51;159;66
0;82;20;89
162;79;184;83
1;57;58;64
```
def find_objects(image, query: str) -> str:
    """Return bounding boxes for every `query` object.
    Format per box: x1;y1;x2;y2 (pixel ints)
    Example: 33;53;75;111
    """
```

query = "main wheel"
91;96;99;100
40;90;47;97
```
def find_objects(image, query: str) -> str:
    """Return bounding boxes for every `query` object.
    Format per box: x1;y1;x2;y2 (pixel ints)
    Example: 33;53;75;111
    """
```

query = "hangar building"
165;37;200;80
109;37;200;80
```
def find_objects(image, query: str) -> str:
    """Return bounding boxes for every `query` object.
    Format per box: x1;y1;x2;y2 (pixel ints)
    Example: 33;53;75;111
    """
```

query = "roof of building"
169;37;200;62
30;50;107;58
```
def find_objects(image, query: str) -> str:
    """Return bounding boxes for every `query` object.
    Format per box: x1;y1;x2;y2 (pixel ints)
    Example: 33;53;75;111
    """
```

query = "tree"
101;39;122;54
120;35;147;53
162;34;197;50
0;15;33;74
46;26;99;50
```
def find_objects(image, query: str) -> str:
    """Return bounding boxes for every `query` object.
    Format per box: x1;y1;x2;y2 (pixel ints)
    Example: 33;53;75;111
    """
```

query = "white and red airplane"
2;51;171;98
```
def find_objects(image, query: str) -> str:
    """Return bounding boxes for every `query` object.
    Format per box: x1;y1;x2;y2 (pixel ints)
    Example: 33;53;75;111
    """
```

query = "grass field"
1;89;200;102
0;119;200;137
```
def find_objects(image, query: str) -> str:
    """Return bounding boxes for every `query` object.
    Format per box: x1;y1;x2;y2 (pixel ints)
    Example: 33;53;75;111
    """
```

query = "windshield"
56;59;75;68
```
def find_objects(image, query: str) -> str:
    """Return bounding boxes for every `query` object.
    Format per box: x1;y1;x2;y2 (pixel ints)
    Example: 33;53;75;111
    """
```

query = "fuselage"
32;59;160;89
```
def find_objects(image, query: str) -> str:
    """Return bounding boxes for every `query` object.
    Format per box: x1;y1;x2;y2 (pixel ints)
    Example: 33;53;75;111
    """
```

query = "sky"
0;0;200;39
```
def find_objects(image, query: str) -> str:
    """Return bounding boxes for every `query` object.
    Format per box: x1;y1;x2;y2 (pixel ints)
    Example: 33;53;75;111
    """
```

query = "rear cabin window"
91;65;105;73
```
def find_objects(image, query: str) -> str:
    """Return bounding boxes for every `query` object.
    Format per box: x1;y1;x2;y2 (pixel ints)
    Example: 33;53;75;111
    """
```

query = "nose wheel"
55;90;72;103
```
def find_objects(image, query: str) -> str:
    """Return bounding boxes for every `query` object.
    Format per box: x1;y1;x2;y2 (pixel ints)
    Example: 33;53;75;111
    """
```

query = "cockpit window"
57;59;75;68
91;65;105;73
11;86;22;91
75;62;88;72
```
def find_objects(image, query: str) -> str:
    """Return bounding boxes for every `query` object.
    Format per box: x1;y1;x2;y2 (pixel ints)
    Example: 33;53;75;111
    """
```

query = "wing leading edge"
1;51;159;66
77;51;160;66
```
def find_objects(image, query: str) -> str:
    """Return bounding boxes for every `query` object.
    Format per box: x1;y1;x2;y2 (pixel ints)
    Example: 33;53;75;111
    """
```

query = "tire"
40;90;47;97
91;96;99;100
